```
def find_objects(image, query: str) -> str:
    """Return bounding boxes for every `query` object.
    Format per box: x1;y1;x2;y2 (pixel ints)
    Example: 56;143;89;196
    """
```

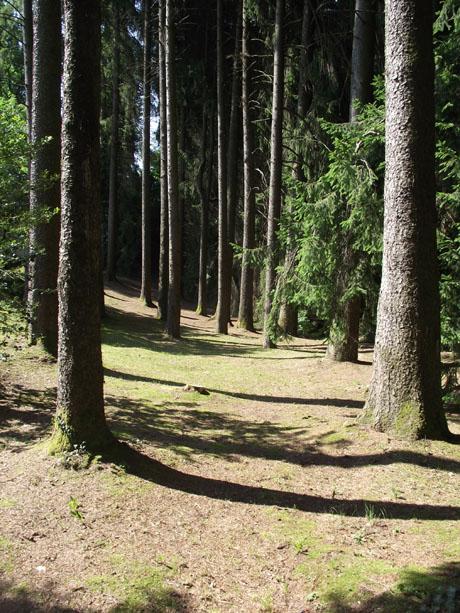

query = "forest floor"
0;279;459;613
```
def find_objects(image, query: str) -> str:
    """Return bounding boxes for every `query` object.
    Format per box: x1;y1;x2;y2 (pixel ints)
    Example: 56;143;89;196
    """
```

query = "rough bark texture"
50;0;112;453
158;0;169;321
364;0;449;440
237;0;255;331
215;0;231;334
140;0;153;306
23;0;33;301
165;0;181;338
262;0;285;349
106;5;120;282
28;0;61;357
327;0;376;362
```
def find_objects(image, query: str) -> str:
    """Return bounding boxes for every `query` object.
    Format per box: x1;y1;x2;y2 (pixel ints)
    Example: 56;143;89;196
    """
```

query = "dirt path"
1;281;459;612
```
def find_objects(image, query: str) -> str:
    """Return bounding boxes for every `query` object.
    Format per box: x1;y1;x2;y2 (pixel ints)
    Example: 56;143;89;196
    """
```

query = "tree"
28;0;61;356
106;2;121;282
165;0;181;338
237;0;256;331
326;0;376;362
364;0;449;440
263;0;285;349
50;0;112;452
158;0;169;321
140;0;153;306
215;0;230;334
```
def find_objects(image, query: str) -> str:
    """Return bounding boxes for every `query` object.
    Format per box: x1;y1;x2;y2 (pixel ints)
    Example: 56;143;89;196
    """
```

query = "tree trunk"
140;0;153;306
262;0;285;349
158;0;169;321
50;0;112;453
106;4;120;282
237;0;256;331
28;0;61;357
327;0;376;362
226;0;242;317
165;0;181;338
23;0;33;302
215;0;231;334
364;0;449;440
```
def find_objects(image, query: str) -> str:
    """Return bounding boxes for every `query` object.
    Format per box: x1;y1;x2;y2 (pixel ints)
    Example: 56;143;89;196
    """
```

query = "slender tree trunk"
158;0;169;320
364;0;449;440
165;0;181;338
50;0;112;453
106;4;120;282
263;0;285;349
226;0;242;317
327;0;376;362
140;0;153;306
28;0;61;357
237;0;256;331
215;0;231;334
23;0;33;302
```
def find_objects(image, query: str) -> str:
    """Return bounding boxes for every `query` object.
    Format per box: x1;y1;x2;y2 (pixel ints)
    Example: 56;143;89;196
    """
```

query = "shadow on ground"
326;562;460;613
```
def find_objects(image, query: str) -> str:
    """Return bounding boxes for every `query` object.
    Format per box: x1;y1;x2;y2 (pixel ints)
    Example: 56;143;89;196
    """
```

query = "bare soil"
0;280;459;612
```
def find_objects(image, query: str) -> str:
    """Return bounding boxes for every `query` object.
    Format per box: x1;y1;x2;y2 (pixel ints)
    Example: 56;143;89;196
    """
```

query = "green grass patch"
0;536;14;572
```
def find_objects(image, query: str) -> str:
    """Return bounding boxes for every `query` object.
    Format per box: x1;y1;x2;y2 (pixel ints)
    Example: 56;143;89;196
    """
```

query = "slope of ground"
0;280;459;612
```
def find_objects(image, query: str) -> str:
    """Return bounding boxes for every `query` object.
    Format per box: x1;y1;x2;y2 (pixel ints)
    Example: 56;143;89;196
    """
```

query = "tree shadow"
0;384;55;446
325;562;460;613
105;393;460;473
102;441;460;521
0;577;192;612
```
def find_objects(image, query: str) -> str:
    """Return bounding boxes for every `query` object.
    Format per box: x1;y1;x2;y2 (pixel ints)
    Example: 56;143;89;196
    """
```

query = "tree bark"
165;0;181;338
237;0;256;331
50;0;112;453
327;0;376;362
106;4;120;282
364;0;449;440
140;0;153;306
263;0;285;349
215;0;231;334
158;0;169;321
28;0;61;357
23;0;33;302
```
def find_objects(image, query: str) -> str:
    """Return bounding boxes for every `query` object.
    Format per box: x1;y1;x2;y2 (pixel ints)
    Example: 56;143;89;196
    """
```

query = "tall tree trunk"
237;0;256;331
215;0;231;334
106;4;120;282
327;0;376;362
23;0;33;302
140;0;153;306
28;0;61;357
364;0;449;440
158;0;169;321
226;0;242;316
263;0;285;349
50;0;112;453
165;0;181;338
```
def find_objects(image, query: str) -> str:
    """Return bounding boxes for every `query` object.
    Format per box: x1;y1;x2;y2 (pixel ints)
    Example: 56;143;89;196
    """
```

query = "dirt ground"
0;280;459;612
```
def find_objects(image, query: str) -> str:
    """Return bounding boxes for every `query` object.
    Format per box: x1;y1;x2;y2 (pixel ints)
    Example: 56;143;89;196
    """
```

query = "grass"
0;536;14;573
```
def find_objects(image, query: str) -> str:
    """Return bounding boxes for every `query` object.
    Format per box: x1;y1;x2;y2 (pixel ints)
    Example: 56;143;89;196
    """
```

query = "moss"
0;498;16;509
318;431;351;445
86;556;179;612
394;401;423;439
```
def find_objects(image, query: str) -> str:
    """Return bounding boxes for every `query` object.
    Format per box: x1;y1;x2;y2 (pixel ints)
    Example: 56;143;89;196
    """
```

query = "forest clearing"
1;282;459;612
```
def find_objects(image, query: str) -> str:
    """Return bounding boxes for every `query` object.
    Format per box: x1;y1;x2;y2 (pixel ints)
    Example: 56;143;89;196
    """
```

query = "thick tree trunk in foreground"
50;0;112;453
106;4;120;282
165;0;181;338
158;0;169;321
28;0;61;357
215;0;231;334
262;0;285;349
140;0;153;306
364;0;449;440
237;0;255;331
327;0;376;362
